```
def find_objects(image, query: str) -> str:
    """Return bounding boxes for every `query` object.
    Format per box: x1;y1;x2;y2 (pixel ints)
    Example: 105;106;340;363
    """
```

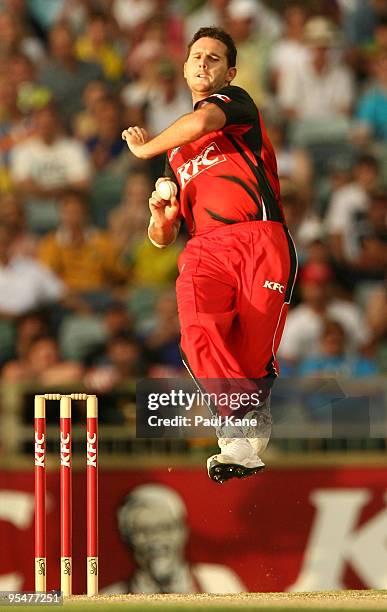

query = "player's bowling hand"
121;126;148;158
149;190;180;227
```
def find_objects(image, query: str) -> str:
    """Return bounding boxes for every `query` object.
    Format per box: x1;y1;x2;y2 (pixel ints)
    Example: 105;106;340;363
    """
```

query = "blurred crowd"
0;0;385;394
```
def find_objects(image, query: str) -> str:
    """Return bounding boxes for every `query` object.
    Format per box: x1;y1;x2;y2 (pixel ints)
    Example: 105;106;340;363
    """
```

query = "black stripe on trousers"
179;345;218;417
283;226;298;304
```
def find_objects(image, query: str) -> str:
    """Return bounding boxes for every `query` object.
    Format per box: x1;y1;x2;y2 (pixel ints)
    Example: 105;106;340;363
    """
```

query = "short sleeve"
10;143;32;182
33;262;65;302
325;191;351;233
194;85;257;126
63;140;92;183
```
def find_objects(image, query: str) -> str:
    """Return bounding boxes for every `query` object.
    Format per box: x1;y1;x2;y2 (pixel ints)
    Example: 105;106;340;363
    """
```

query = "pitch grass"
65;591;387;611
0;592;386;612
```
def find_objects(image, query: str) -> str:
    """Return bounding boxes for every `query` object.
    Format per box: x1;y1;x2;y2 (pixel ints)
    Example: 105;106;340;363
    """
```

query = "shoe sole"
207;458;265;484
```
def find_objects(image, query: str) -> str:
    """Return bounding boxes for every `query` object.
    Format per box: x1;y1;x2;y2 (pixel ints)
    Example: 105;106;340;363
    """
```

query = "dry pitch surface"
60;591;387;612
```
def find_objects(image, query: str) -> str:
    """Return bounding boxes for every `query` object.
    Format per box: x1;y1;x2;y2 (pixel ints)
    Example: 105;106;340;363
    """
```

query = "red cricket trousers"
176;221;297;411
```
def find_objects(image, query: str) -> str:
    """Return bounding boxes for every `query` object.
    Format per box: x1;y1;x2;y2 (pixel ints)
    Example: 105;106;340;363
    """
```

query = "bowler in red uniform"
122;27;297;483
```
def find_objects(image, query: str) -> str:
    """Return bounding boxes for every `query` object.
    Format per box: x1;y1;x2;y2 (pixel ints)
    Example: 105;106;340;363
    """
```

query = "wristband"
148;217;179;249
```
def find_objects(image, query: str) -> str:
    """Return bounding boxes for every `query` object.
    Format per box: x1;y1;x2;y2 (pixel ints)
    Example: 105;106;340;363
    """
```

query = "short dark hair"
355;154;379;170
187;27;237;68
59;188;89;208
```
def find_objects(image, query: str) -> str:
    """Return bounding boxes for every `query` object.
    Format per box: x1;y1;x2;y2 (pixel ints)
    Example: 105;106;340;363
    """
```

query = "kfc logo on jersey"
177;142;226;187
209;94;231;103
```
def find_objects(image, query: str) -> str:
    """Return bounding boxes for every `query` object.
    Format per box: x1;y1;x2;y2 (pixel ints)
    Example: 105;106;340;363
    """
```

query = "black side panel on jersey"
163;155;181;200
163;155;175;179
194;85;257;126
226;132;283;223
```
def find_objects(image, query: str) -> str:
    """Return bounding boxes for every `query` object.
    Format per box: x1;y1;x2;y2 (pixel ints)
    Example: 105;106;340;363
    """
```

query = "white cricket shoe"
207;438;265;484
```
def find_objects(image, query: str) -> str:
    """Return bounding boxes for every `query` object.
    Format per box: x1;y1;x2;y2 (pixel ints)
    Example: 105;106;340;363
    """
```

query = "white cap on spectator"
227;0;257;21
304;17;338;47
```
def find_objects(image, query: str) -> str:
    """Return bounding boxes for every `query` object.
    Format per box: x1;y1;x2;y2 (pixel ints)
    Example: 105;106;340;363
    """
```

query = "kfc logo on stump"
177;142;226;187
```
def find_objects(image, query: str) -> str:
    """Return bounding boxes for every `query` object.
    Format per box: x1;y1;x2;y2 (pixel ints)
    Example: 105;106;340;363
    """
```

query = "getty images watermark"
136;379;270;437
147;388;262;421
147;388;262;410
136;377;387;439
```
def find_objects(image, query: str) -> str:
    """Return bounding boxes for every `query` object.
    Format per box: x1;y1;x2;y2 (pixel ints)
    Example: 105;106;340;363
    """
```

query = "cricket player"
122;27;297;483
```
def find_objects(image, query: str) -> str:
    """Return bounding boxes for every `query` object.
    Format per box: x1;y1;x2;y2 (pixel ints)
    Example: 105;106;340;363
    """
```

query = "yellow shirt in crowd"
75;37;123;81
38;229;129;291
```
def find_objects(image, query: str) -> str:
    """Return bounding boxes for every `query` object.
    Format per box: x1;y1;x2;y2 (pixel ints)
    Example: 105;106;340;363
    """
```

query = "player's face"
184;37;236;101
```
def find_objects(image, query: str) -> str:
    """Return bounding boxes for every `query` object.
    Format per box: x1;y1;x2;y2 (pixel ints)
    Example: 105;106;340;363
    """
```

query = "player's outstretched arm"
122;104;226;160
147;186;180;249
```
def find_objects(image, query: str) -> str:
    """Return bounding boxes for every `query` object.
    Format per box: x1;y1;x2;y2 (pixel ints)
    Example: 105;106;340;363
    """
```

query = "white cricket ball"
156;180;177;200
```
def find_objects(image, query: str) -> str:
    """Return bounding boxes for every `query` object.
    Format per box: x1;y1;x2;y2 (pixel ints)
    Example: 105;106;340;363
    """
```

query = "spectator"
144;291;183;369
185;0;229;43
342;0;387;49
369;16;387;56
2;334;84;384
0;10;44;64
343;8;387;81
38;189;130;308
349;190;387;279
112;0;154;35
355;51;387;142
152;0;185;60
8;52;52;116
108;168;152;254
108;168;182;288
75;11;124;83
270;2;309;110
0;308;50;366
122;37;165;128
86;95;130;172
266;117;313;201
87;95;134;225
13;310;49;361
72;80;109;142
145;60;191;137
225;0;273;108
279;262;369;365
128;235;182;290
325;154;380;262
298;319;378;377
0;76;35;160
280;17;355;121
318;156;354;218
365;283;387;348
0;193;37;257
26;0;67;34
280;179;323;259
10;102;92;233
56;0;99;35
82;301;133;367
0;223;64;318
38;22;103;121
85;332;145;393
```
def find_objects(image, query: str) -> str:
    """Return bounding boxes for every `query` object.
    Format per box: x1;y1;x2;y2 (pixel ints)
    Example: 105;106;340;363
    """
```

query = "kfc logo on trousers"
177;142;226;187
263;280;284;293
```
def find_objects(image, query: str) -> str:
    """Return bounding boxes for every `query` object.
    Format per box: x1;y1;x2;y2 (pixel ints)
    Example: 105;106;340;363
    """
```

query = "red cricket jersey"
165;85;285;236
